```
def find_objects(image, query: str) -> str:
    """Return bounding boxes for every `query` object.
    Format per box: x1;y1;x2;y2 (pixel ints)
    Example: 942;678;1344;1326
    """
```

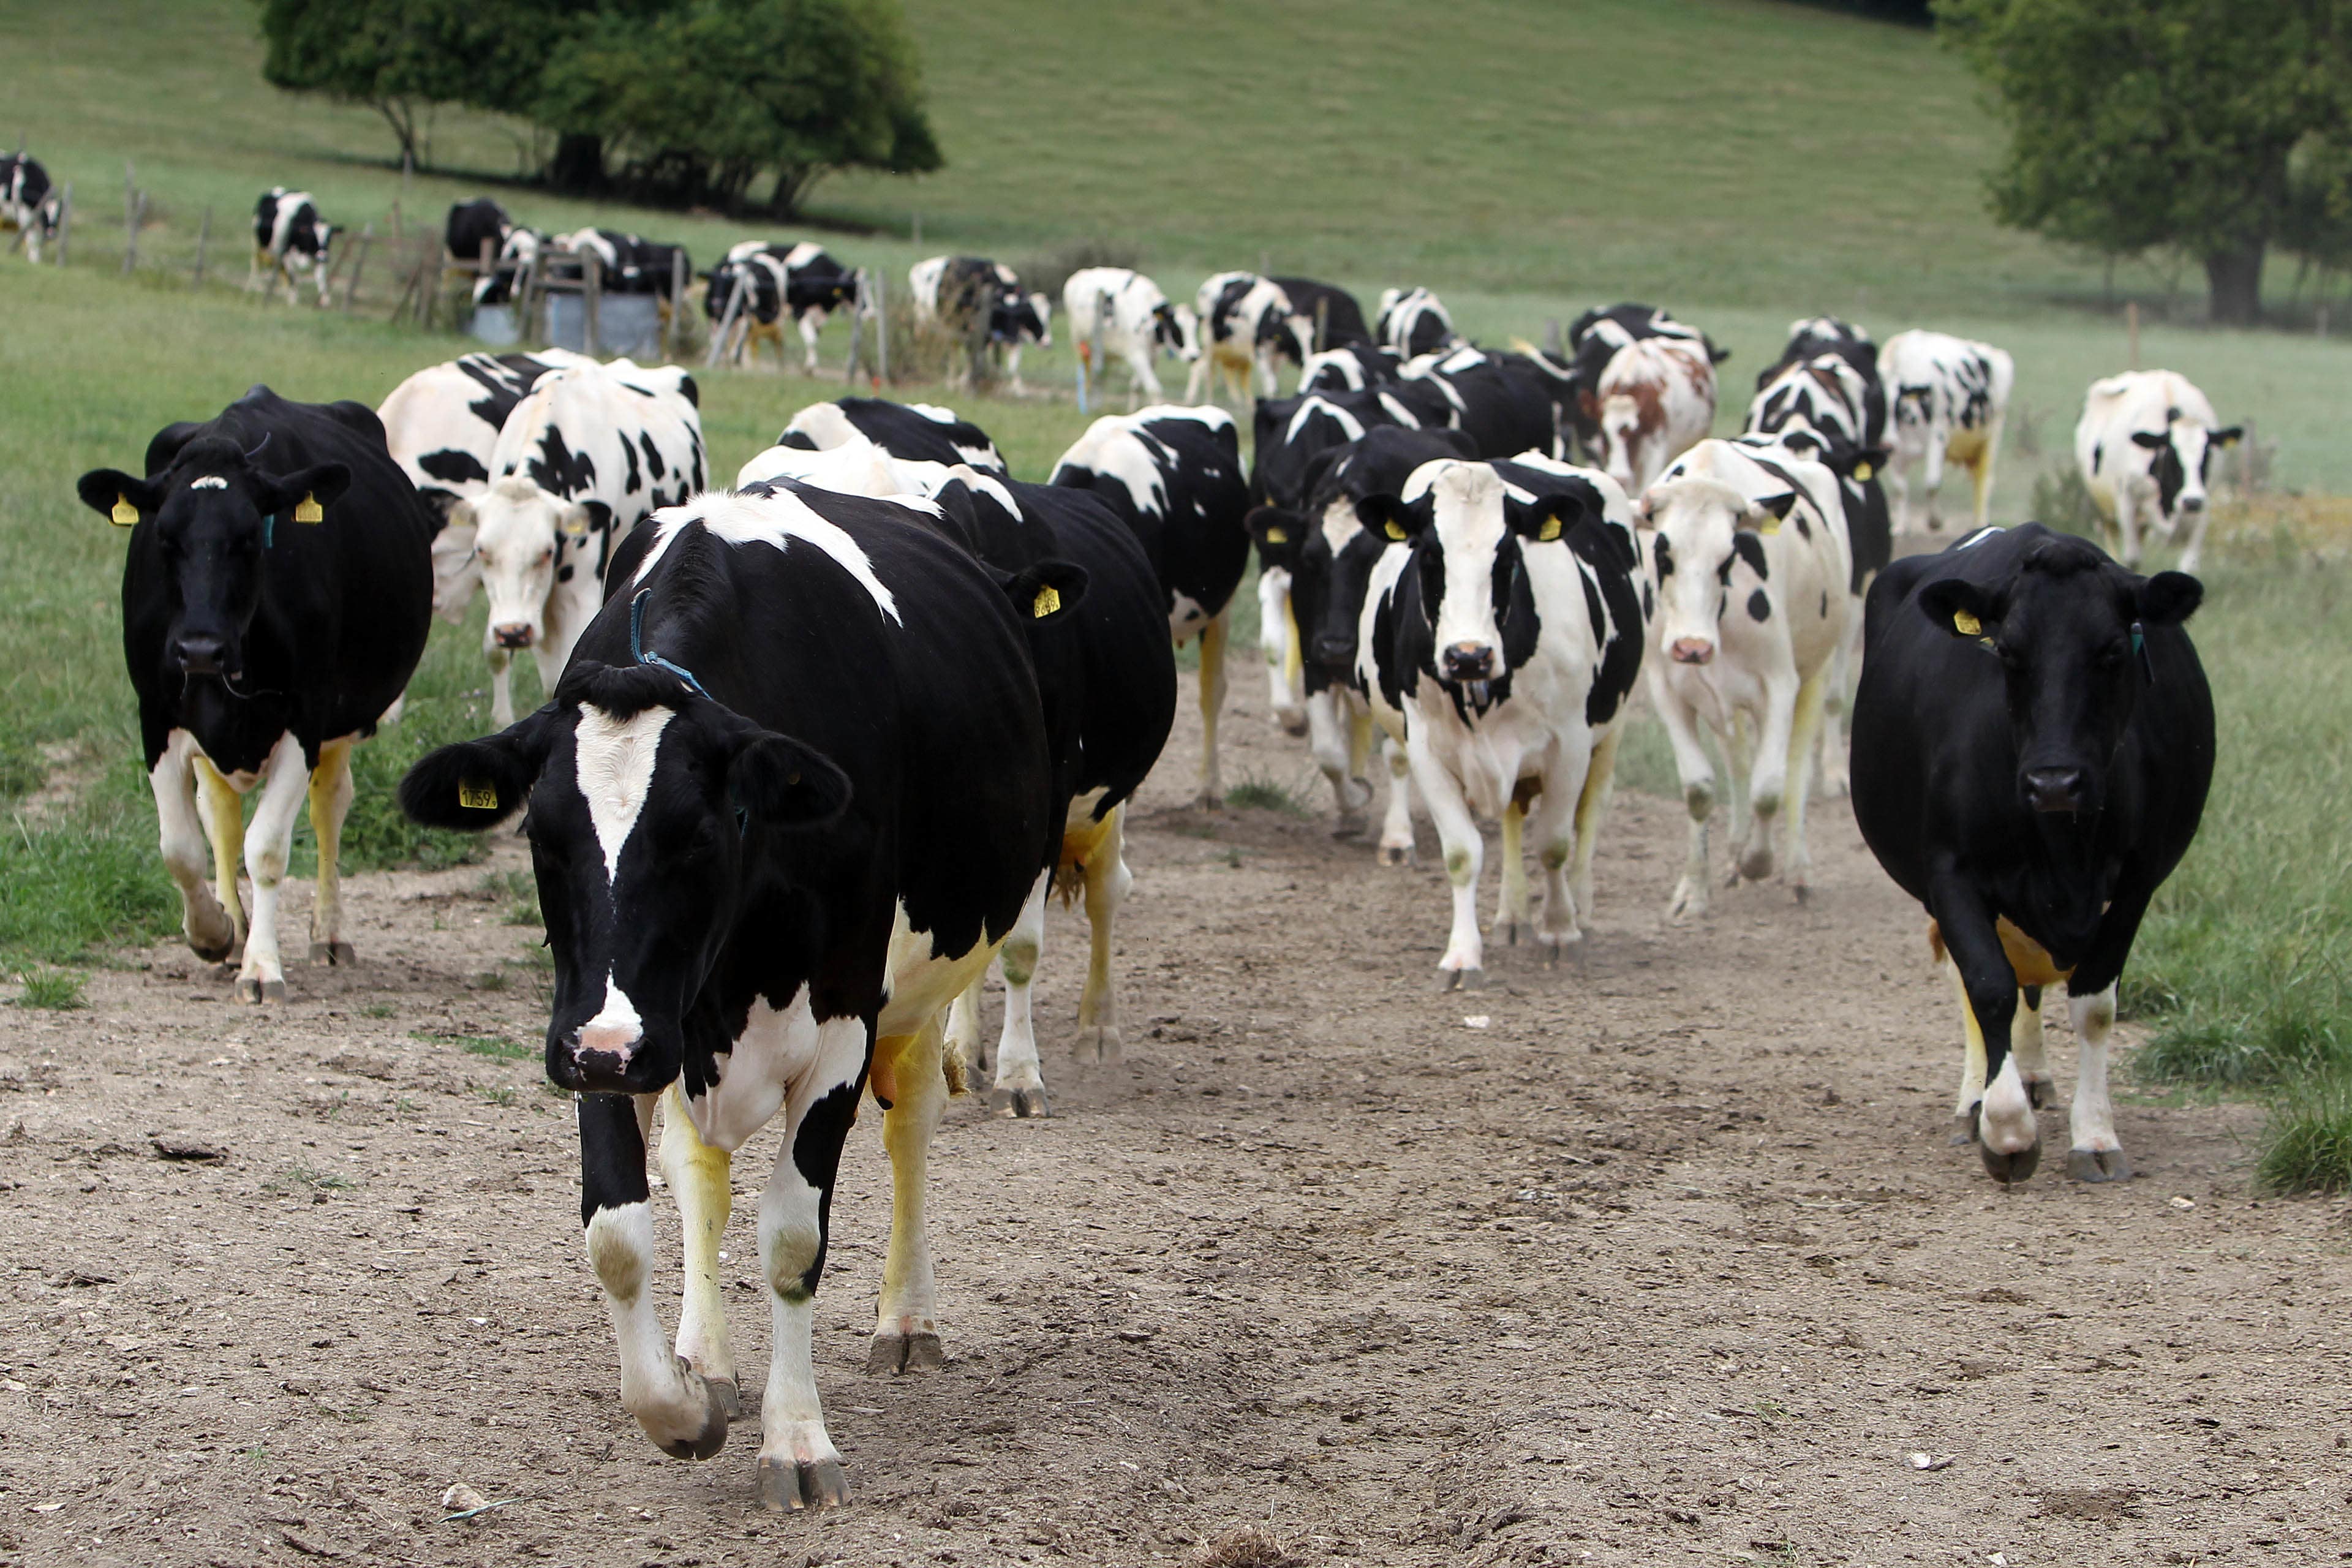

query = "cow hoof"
2066;1147;2132;1184
1792;882;1811;905
1738;848;1775;883
238;977;286;1005
1332;815;1368;840
706;1377;742;1421
652;1371;731;1460
1072;1023;1122;1063
2023;1076;2056;1110
756;1455;850;1511
189;933;235;964
1439;967;1485;992
866;1330;944;1375
1378;843;1412;867
1980;1140;2041;1185
989;1085;1050;1120
1665;880;1705;922
309;941;356;967
1493;918;1526;947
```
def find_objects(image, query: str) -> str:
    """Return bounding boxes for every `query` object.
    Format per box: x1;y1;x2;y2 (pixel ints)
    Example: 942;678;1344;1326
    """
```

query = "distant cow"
399;480;1059;1509
1564;303;1728;454
472;228;542;307
1357;454;1646;986
1270;276;1371;353
1375;287;1458;358
1852;524;2212;1185
375;349;595;617
1637;438;1852;914
1063;268;1200;405
444;198;511;266
706;241;862;373
1300;342;1404;393
2075;370;2240;574
461;358;706;723
1401;344;1567;461
908;255;1051;391
1581;335;1718;495
772;395;1009;477
250;188;337;306
75;386;432;1001
1188;271;1301;403
2;153;62;262
552;228;692;306
1879;330;2013;535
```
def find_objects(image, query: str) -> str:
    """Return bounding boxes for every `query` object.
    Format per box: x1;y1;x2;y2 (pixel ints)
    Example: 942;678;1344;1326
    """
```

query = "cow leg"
1129;347;1163;407
2011;984;2052;1109
1921;437;1947;531
750;1018;865;1509
945;980;987;1080
1653;687;1716;920
1971;413;2004;530
235;731;312;1003
1184;354;1208;403
1493;801;1531;947
580;1092;731;1464
1076;805;1131;1063
1411;740;1485;987
1932;892;2038;1182
2178;499;2211;575
2065;984;2130;1182
1257;569;1307;736
1741;679;1801;886
799;314;823;375
1567;725;1623;927
1306;690;1369;831
487;646;517;729
1194;608;1229;809
151;740;236;962
657;1085;740;1418
1816;606;1860;799
1376;736;1417;866
1530;739;1591;957
1779;670;1829;901
305;737;356;965
192;754;250;957
1722;708;1759;886
1005;344;1027;394
988;870;1052;1118
867;1017;948;1374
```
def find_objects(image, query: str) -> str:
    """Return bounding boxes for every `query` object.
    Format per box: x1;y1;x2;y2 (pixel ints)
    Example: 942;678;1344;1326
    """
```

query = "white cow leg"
1075;805;1131;1063
2118;492;2144;570
2065;984;2130;1182
1923;443;1947;531
1816;606;1860;799
2179;502;2211;575
1184;354;1209;404
944;979;987;1079
1529;740;1591;957
869;1017;949;1371
151;742;236;962
1257;568;1306;736
1654;691;1717;920
1306;690;1368;831
658;1085;740;1416
799;314;823;375
1376;736;1417;866
1780;671;1829;901
192;754;250;959
1723;708;1762;885
1567;725;1623;926
989;869;1052;1118
235;733;311;1003
1493;800;1531;947
2011;985;2053;1109
1948;960;1989;1142
1740;683;1800;886
1129;347;1163;406
1414;744;1485;988
1195;607;1230;809
487;646;517;729
306;738;355;965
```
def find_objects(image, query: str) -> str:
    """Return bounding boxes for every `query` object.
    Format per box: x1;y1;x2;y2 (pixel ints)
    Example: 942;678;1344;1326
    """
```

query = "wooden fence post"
872;271;888;385
342;224;374;313
667;248;687;360
583;251;601;356
191;206;210;290
706;272;745;368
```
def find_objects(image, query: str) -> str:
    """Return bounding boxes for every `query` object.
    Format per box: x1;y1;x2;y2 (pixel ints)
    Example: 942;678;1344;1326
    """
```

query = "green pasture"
2;0;2346;1186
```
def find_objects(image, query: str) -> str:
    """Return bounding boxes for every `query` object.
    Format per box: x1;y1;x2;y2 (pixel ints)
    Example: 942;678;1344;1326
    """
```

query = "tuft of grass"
14;970;89;1010
265;1165;356;1194
1224;771;1311;817
2255;1072;2352;1194
360;1001;398;1019
428;1033;534;1063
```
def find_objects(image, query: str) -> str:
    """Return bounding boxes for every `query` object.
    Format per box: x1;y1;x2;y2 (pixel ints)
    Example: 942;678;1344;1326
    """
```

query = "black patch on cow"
418;447;491;486
530;423;597;499
1749;589;1772;622
559;565;576;582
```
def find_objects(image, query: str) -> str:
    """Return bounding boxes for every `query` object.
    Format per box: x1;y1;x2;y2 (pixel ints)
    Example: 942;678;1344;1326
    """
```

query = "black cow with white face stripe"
250;187;337;306
77;386;432;1003
401;483;1057;1510
2;153;62;262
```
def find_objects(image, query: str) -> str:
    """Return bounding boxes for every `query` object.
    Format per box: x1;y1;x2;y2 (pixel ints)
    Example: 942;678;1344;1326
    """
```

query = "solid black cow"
401;483;1055;1510
706;241;862;372
251;187;337;306
2;153;62;262
444;197;511;266
1850;523;2212;1185
75;386;432;1003
1268;275;1371;354
1050;405;1251;807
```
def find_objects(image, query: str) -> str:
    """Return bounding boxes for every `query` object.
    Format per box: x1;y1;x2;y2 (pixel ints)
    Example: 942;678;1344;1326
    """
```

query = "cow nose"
492;622;535;650
1311;634;1356;670
1441;641;1495;680
1670;637;1715;665
2180;495;2206;513
172;634;227;675
2024;767;2087;813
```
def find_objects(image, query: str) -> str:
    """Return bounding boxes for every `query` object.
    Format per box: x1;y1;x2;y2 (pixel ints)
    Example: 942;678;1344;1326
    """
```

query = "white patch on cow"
1050;416;1169;518
785;402;859;450
688;984;823;1152
634;494;903;624
1287;396;1366;445
1954;526;1999;551
573;705;674;881
189;475;228;491
907;403;959;424
1405;461;1510;660
1978;1055;2037;1156
1378;390;1435;426
1319;494;1362;559
579;973;646;1060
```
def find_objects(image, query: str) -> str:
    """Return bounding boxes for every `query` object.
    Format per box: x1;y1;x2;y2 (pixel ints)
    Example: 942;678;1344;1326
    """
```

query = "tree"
1937;0;2352;324
535;0;942;217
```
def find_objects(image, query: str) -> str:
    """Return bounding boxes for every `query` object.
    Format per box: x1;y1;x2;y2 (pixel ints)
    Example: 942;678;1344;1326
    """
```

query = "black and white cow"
1355;454;1646;986
461;358;706;724
1637;439;1852;915
1187;271;1300;403
1402;345;1568;461
2;153;62;263
470;228;543;307
1050;405;1250;805
1246;424;1479;851
76;386;432;1001
773;396;1009;477
376;349;595;619
705;241;862;373
250;188;337;306
1879;330;2014;535
1375;287;1458;358
1300;342;1404;393
444;198;511;268
1269;276;1372;353
1061;268;1200;405
907;255;1051;391
400;481;1060;1508
1562;302;1728;457
1852;524;2212;1184
2074;369;2240;575
554;228;693;304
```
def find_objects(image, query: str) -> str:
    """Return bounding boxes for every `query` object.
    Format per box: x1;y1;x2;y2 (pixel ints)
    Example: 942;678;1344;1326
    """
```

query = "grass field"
4;0;2348;1186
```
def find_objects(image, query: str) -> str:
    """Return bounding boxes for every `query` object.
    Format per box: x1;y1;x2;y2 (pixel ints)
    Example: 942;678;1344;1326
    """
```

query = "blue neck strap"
628;589;712;699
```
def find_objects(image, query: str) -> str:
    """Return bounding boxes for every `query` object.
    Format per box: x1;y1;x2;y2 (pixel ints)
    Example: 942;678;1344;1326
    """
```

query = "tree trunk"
2204;239;2266;325
549;133;605;195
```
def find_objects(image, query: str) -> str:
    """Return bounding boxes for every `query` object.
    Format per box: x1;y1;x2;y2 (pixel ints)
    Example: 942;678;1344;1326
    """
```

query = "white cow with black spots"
1879;329;2013;535
1063;268;1201;406
2074;369;2240;574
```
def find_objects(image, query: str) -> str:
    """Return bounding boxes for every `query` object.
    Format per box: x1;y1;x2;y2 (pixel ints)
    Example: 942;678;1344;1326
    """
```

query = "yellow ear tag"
1263;526;1287;544
1758;516;1782;536
1853;461;1874;481
1032;584;1061;619
293;493;323;524
1951;609;1981;637
1383;520;1408;542
110;494;139;527
560;514;589;538
457;780;499;810
1536;514;1562;543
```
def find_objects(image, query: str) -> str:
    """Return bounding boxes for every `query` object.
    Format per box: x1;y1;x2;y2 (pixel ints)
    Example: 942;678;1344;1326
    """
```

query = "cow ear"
993;559;1090;626
732;733;852;832
2210;425;2244;449
1512;491;1587;543
2129;430;2169;450
254;462;351;519
2138;570;2202;625
1739;492;1798;534
1245;505;1304;567
1354;494;1422;543
1918;579;2001;644
398;706;558;830
558;503;593;540
1629;489;1657;527
77;469;163;525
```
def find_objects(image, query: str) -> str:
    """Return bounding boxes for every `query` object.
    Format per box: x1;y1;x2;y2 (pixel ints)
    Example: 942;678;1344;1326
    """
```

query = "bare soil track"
4;663;2348;1568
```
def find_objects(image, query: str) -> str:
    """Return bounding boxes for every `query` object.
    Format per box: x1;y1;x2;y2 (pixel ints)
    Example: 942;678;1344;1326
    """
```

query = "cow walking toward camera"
1376;287;1458;358
77;386;432;1001
1062;268;1200;405
1638;438;1852;916
3;153;62;262
250;188;337;306
1581;334;1717;496
2075;370;2239;574
1852;524;2212;1184
1879;329;2013;535
908;255;1051;391
706;241;861;373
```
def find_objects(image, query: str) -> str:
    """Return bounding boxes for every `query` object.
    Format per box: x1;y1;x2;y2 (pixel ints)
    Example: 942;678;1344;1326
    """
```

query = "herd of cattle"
53;175;2241;1509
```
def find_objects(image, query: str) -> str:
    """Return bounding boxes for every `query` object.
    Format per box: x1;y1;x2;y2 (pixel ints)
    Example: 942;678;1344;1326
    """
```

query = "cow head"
1368;459;1577;701
459;475;594;654
2129;413;2241;529
1155;301;1202;361
1596;394;1650;491
400;661;853;1096
1630;477;1796;667
1918;534;2201;817
993;290;1051;346
77;437;349;680
1891;381;1936;453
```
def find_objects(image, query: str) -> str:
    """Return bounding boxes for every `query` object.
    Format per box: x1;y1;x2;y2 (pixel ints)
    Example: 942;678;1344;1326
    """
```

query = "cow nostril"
1670;638;1714;666
2024;768;2087;812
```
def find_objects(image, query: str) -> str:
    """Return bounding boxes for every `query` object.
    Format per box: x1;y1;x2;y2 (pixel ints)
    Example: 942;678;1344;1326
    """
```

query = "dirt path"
4;661;2348;1568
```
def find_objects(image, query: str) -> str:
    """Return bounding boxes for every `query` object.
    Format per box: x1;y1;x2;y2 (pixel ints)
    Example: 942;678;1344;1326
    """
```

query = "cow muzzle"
491;622;536;650
1311;633;1357;672
558;1020;646;1095
172;633;233;677
1440;641;1496;682
1670;637;1715;666
2022;767;2089;815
